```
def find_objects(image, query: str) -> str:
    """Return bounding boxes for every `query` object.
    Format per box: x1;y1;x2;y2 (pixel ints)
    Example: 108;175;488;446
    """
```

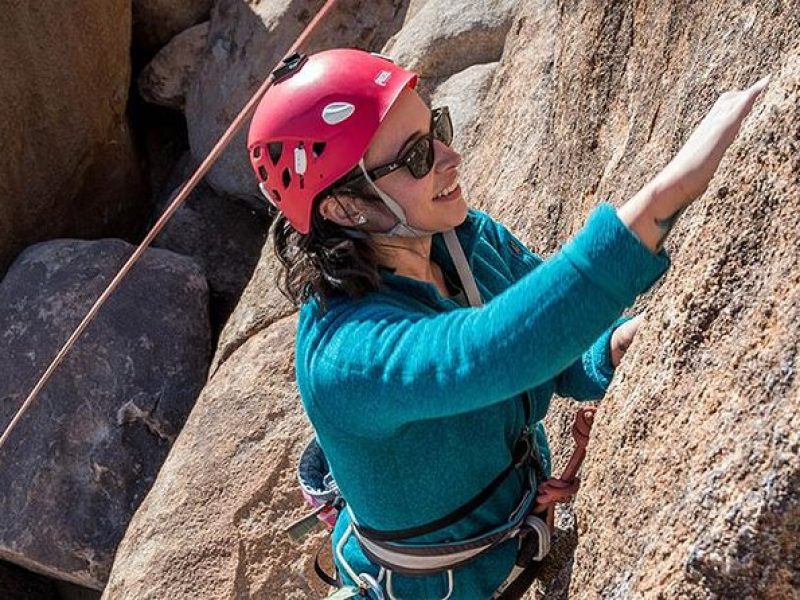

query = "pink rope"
534;407;596;529
0;0;340;452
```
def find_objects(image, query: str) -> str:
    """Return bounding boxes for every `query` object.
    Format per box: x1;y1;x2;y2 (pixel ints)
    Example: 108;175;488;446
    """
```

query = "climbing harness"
0;1;341;451
293;404;597;599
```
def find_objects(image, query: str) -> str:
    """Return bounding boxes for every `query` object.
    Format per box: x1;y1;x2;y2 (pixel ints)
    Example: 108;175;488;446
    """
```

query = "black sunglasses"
370;106;453;180
340;107;453;187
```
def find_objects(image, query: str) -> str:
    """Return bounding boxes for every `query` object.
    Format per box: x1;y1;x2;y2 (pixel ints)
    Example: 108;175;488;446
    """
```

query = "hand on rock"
655;75;770;207
610;314;643;368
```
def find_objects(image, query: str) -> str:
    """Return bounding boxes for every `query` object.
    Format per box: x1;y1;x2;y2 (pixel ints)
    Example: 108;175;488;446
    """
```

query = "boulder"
102;315;327;599
132;0;213;53
0;239;211;589
152;175;269;335
209;234;295;375
185;0;407;200
138;22;210;111
428;62;500;153
0;1;146;276
382;0;519;79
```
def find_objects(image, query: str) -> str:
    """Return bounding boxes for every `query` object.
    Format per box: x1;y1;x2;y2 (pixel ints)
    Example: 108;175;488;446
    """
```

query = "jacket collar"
378;211;485;303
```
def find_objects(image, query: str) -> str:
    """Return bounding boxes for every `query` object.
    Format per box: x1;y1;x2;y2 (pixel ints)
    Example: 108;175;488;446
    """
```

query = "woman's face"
361;88;468;232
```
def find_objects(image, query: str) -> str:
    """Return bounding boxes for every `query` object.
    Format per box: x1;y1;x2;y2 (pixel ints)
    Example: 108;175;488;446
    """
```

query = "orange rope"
0;0;340;452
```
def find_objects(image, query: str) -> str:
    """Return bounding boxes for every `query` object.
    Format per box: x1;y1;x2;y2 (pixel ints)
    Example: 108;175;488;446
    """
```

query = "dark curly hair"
271;172;386;309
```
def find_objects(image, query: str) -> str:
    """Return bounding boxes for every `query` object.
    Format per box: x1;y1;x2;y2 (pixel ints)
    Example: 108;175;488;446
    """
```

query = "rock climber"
246;48;768;599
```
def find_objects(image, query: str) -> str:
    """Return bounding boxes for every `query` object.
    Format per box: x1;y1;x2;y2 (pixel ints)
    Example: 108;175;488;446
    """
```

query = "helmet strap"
357;159;433;238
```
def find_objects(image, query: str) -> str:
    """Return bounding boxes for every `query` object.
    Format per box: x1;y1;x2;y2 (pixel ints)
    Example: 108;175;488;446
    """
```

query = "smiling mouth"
433;181;460;201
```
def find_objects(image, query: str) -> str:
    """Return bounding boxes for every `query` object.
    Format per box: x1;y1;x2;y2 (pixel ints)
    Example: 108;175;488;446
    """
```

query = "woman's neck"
373;235;444;289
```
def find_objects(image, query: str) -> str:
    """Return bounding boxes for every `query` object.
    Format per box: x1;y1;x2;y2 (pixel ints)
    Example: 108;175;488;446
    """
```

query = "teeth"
435;181;458;199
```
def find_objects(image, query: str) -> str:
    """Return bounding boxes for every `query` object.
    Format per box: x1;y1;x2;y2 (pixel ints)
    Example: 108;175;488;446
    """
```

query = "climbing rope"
534;407;596;530
0;0;340;452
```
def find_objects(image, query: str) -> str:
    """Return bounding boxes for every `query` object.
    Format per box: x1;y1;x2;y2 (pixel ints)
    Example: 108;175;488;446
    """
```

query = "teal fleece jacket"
295;203;671;598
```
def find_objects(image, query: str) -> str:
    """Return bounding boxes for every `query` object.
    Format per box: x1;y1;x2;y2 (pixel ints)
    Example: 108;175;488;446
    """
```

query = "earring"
355;214;367;225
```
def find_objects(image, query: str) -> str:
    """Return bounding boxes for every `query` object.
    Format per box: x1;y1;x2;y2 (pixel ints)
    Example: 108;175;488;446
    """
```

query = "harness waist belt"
347;457;550;576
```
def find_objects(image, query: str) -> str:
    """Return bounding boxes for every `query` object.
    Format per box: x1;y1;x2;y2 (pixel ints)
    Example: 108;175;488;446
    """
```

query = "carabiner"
358;572;385;600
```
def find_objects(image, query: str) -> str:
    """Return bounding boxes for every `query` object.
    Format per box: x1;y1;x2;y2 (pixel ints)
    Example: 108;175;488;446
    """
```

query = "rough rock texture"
102;315;329;600
103;0;799;598
208;234;295;375
0;1;146;276
138;21;210;111
428;62;500;154
151;155;268;335
0;240;211;589
456;1;800;597
185;0;409;200
132;0;213;53
383;0;518;79
569;52;800;600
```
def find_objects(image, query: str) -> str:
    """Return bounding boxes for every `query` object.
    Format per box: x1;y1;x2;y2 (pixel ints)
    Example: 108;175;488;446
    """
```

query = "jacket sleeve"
297;203;670;438
554;315;634;400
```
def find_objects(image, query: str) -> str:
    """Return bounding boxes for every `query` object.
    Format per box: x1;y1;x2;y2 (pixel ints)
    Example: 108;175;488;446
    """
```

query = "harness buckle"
357;573;385;599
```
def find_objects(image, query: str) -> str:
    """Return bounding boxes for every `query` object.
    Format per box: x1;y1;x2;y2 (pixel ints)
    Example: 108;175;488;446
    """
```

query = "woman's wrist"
617;176;690;254
617;76;769;255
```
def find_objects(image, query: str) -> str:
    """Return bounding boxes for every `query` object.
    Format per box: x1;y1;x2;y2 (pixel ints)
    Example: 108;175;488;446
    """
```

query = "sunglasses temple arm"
357;159;410;225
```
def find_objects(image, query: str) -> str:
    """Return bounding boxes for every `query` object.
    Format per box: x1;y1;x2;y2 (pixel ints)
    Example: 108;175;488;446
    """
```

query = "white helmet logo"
374;70;392;87
322;102;355;125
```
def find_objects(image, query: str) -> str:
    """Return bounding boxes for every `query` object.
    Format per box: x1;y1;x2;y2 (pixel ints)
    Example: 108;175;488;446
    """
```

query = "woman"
247;49;768;599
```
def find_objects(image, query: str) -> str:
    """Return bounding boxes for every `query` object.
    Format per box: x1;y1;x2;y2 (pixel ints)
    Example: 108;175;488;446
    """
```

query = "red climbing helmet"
247;48;419;234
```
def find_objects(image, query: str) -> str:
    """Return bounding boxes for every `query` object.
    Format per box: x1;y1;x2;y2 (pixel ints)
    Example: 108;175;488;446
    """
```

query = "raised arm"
299;77;769;438
298;204;669;437
619;76;769;252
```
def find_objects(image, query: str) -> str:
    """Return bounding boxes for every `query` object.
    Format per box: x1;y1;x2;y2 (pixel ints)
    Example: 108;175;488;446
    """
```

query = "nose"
433;139;461;173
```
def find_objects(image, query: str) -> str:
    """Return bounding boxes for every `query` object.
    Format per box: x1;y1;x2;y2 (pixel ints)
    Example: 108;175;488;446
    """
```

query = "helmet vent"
257;165;268;181
312;142;326;158
272;189;281;203
267;142;283;165
252;146;261;159
282;168;292;188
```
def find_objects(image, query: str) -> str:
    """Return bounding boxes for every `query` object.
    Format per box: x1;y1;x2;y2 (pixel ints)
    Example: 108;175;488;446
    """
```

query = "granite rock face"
568;51;800;600
383;0;518;79
428;62;500;154
0;240;211;589
208;234;295;375
101;316;326;600
104;0;799;598
138;21;210;111
0;1;146;275
456;1;799;597
132;0;213;53
151;161;268;335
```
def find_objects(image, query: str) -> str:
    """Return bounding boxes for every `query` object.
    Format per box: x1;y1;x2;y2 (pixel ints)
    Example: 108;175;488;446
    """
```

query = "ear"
318;194;364;228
